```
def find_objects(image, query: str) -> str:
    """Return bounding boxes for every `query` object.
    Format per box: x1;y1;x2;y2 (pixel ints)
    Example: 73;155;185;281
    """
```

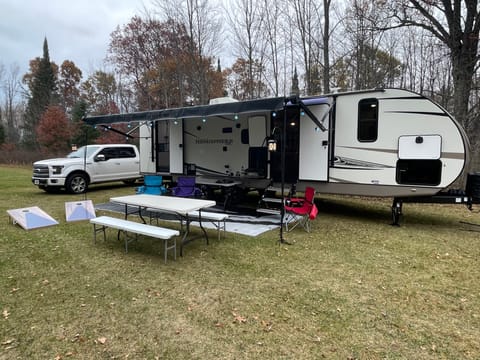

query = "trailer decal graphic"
441;152;465;160
338;146;397;154
195;138;233;145
384;110;449;117
334;156;393;169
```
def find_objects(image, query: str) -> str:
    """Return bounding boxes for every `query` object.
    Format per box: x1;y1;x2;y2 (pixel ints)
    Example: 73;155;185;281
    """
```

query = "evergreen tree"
23;38;57;149
70;99;99;147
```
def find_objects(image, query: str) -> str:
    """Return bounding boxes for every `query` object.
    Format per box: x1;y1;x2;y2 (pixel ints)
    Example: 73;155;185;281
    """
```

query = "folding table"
110;194;216;256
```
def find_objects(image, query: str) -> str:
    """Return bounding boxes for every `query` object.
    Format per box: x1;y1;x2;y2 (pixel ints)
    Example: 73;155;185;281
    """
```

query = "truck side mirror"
95;154;106;162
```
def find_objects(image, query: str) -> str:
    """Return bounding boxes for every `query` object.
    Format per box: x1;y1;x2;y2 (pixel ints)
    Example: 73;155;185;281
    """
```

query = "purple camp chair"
171;176;202;197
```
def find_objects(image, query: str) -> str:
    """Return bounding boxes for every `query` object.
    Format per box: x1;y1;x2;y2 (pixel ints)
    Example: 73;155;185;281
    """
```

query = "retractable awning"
83;97;287;126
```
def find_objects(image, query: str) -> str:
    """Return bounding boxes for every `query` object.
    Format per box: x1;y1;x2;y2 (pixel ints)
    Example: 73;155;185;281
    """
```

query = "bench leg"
92;224;107;244
164;237;177;263
123;231;138;253
211;219;226;240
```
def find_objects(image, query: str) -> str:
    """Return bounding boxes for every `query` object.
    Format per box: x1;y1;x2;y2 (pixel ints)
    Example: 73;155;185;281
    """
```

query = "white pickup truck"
32;144;141;194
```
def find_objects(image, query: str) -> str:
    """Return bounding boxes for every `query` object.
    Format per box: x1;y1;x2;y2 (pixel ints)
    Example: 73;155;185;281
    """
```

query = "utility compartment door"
398;135;441;160
299;104;329;181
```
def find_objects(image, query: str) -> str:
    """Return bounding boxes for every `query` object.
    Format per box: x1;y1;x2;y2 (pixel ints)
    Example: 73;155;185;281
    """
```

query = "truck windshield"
67;145;101;158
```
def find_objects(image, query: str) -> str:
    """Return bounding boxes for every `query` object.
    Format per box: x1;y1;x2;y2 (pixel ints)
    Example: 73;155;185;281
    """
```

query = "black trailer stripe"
384;110;448;117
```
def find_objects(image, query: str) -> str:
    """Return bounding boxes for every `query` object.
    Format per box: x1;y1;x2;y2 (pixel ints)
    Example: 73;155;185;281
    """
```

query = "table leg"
179;212;210;257
138;206;146;224
179;214;190;257
198;209;209;245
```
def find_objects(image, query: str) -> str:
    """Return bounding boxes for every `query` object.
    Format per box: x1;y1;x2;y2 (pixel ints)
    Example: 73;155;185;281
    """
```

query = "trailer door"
169;119;183;173
299;104;329;181
140;123;155;173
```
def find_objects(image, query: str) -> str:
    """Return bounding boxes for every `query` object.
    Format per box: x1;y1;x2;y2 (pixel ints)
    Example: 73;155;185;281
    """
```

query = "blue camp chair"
136;175;167;195
171;176;202;197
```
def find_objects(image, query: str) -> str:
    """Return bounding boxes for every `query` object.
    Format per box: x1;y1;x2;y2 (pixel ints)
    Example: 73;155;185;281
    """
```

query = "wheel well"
67;171;90;184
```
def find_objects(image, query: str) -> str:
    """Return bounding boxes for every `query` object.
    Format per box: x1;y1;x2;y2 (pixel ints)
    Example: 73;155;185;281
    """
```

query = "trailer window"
358;98;378;142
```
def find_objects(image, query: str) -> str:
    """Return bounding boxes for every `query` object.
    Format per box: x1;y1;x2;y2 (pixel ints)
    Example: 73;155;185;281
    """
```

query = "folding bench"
90;216;179;263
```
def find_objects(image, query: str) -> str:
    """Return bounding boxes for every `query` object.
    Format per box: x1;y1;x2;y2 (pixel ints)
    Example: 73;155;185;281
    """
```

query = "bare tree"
289;0;323;94
389;0;480;148
261;0;283;96
344;0;393;89
322;0;332;93
151;0;223;104
2;64;22;143
226;0;267;99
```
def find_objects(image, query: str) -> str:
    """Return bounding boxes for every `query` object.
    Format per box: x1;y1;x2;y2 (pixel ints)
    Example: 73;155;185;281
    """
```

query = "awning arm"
286;95;327;132
99;125;136;139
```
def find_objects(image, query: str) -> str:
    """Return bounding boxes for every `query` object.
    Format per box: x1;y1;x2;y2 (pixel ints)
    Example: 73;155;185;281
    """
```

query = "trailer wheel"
66;173;88;194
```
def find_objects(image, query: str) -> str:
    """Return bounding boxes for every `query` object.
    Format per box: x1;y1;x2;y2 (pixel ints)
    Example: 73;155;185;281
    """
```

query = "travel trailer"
84;88;471;221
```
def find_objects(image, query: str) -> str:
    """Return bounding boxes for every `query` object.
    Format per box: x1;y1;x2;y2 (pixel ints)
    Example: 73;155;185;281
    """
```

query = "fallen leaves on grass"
2;339;15;346
232;311;247;324
3;309;9;319
54;353;74;360
261;320;273;332
1;339;16;350
96;336;107;345
71;334;86;343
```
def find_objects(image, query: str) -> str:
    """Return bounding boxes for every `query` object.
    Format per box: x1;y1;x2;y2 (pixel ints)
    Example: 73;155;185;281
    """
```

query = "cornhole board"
65;200;96;222
7;206;59;230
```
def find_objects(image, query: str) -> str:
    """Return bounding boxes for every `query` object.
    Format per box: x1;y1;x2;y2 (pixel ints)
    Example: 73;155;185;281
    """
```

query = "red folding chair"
284;186;317;232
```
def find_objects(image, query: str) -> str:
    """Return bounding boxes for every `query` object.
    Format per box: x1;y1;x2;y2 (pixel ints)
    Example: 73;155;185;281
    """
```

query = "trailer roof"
83;96;287;126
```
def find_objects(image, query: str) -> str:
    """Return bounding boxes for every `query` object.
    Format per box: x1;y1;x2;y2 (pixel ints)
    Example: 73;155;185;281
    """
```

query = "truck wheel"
66;173;88;194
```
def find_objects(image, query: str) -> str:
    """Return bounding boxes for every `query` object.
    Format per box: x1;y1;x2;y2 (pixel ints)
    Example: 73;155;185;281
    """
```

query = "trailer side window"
358;98;378;142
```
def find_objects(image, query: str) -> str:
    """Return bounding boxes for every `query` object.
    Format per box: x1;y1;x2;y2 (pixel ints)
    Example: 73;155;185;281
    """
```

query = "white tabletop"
110;194;216;215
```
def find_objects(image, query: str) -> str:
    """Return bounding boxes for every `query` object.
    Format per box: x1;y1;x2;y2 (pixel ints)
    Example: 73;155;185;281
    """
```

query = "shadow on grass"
215;191;461;229
31;182;138;196
316;196;464;228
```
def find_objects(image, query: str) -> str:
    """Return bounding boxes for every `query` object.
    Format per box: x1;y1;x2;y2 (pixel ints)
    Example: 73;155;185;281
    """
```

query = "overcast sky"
0;0;145;76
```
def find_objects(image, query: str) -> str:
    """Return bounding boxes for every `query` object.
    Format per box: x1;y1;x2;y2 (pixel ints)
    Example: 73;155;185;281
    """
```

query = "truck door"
93;146;138;181
299;104;330;181
114;146;140;177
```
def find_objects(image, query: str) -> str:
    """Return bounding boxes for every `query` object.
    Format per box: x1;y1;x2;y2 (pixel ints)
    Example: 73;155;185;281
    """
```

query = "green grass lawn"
1;165;479;359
